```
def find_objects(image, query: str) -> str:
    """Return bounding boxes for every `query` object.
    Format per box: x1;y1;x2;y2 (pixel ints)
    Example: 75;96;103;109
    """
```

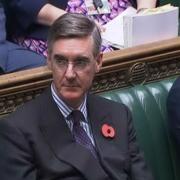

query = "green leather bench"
100;77;180;180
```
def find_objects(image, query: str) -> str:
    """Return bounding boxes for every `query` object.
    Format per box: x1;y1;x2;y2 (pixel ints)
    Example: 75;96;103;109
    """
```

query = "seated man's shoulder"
168;76;180;101
171;77;180;90
0;88;49;126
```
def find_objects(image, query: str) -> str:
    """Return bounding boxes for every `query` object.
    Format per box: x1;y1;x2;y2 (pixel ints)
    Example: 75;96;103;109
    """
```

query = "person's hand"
137;8;148;14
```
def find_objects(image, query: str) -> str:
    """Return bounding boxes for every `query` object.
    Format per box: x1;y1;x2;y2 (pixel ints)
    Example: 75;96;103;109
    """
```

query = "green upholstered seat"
99;77;180;180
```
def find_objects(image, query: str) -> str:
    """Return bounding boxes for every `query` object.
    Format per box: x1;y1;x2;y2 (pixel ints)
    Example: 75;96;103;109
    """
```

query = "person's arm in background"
4;1;67;30
37;3;66;26
136;0;157;12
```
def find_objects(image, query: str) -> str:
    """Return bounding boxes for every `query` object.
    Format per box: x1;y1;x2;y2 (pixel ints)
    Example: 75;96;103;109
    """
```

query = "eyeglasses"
54;58;91;71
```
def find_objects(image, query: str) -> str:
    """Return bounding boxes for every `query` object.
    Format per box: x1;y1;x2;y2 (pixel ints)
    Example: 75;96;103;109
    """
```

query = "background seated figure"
2;0;157;56
0;13;154;180
0;2;46;74
167;76;180;151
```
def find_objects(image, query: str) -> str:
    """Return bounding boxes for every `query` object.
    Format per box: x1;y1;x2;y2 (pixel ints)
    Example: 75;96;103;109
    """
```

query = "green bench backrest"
100;77;180;180
160;0;180;6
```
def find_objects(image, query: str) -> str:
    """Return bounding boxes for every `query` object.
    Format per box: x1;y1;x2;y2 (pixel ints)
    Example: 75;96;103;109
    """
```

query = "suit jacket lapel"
39;88;109;180
87;94;129;180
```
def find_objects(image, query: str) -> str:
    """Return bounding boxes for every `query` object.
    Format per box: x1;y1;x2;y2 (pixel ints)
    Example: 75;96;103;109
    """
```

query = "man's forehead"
51;37;94;56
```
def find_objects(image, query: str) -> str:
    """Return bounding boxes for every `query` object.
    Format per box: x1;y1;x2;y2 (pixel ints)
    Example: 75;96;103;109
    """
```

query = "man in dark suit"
0;13;154;180
167;77;180;150
0;2;46;74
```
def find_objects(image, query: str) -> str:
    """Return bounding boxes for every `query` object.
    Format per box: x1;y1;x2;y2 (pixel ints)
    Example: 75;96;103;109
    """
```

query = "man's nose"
65;63;76;78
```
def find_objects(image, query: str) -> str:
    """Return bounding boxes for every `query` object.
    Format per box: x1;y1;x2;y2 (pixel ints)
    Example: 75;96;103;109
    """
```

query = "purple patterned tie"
71;110;97;157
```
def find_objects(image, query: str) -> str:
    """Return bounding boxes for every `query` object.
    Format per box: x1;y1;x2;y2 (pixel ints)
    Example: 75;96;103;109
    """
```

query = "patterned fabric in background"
67;0;130;25
17;39;48;57
16;0;131;57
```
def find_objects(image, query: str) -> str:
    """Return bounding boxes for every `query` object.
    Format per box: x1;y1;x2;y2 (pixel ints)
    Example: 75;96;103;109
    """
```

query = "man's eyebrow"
53;54;67;60
52;54;91;62
74;56;90;61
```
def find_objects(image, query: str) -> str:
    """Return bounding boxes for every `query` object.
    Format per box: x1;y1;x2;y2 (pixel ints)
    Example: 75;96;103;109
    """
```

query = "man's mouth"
63;84;79;88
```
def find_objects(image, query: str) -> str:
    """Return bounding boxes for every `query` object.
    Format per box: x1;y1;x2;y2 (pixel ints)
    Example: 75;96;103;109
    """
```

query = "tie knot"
71;110;85;125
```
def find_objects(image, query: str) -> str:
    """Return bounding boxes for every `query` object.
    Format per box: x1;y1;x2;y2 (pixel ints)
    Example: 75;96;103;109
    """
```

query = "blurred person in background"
167;77;180;151
0;2;46;74
2;0;157;57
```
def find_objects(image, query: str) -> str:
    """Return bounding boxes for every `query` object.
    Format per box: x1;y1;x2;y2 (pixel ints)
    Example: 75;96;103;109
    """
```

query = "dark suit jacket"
167;77;180;149
0;87;154;180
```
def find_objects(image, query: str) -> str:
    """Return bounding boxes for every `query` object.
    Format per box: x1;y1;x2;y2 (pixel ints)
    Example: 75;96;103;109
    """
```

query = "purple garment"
67;0;130;25
16;0;131;56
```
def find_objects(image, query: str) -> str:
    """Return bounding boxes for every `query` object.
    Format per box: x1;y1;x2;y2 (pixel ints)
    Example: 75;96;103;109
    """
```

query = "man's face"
47;36;102;108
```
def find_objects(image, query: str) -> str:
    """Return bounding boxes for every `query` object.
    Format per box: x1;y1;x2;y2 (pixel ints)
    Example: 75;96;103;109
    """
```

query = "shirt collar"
51;83;88;121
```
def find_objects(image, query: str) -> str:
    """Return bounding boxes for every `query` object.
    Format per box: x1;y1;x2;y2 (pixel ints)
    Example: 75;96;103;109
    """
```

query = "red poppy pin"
101;124;115;138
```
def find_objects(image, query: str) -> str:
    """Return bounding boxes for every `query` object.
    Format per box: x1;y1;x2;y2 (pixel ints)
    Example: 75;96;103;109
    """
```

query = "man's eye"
75;59;90;67
55;59;67;65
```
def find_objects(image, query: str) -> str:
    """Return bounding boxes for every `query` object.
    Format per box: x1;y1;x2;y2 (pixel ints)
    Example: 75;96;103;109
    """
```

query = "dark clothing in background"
2;0;68;41
0;2;46;74
167;77;180;150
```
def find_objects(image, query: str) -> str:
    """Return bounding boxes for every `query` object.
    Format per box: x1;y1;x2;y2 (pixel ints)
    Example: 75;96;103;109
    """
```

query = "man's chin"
60;91;83;103
63;86;80;91
64;93;80;100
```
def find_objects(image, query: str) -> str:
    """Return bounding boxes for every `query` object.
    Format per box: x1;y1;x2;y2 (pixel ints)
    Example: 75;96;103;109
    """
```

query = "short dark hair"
47;13;102;57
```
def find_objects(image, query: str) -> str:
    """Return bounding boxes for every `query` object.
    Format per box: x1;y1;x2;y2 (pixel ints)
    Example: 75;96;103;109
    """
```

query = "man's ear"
95;52;103;73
